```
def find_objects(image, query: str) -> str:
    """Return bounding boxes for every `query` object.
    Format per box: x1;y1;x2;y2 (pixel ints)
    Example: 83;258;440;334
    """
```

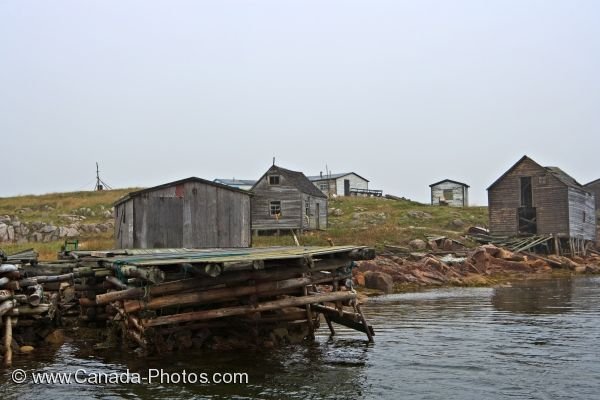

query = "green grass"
0;188;136;225
253;197;489;250
1;191;490;260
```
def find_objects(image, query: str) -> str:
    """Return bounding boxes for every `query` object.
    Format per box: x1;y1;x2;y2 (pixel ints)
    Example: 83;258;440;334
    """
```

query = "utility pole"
94;162;112;191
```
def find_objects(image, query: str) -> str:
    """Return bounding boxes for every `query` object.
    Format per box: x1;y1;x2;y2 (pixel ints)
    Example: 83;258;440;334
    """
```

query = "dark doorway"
520;177;533;207
344;179;350;196
518;207;537;234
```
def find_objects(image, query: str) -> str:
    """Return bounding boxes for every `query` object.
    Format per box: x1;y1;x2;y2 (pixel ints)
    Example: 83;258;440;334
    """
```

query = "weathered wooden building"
114;177;251;249
584;178;600;211
487;156;596;247
429;179;469;207
251;165;328;233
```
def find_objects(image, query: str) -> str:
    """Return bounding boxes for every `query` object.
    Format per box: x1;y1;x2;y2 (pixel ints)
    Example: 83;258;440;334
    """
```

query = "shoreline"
353;244;600;298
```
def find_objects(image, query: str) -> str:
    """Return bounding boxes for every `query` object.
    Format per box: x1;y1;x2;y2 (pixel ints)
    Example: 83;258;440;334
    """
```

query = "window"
269;201;281;216
319;183;328;191
443;189;454;201
538;175;547;185
305;198;311;216
268;175;280;185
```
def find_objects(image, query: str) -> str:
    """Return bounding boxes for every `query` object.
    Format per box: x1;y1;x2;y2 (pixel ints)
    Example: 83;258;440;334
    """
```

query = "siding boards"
335;174;368;195
584;181;600;210
114;178;251;249
568;188;596;240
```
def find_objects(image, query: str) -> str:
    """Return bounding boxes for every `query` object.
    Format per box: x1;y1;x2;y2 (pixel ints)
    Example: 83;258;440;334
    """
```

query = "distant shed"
307;172;376;197
114;177;251;249
429;179;469;207
487;156;596;242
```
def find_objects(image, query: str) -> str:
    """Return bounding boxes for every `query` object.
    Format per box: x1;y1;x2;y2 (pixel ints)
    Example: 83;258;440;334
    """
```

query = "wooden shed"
251;165;328;233
429;179;469;207
114;177;251;249
487;156;596;249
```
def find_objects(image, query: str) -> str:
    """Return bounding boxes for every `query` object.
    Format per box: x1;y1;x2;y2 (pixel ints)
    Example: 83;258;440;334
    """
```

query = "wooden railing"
349;188;383;197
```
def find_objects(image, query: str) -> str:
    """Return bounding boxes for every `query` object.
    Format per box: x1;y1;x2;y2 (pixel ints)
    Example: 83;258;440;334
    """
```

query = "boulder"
449;219;465;228
0;223;8;242
65;227;79;237
20;345;35;353
407;210;432;219
39;224;58;234
44;329;65;345
364;271;394;293
409;239;427;250
354;272;366;286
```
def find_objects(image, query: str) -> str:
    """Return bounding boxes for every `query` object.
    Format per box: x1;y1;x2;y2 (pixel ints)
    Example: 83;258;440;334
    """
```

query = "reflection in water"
492;277;574;314
1;276;599;400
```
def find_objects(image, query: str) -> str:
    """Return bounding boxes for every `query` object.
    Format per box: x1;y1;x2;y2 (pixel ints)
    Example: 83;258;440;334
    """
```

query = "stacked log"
0;254;62;366
76;246;376;354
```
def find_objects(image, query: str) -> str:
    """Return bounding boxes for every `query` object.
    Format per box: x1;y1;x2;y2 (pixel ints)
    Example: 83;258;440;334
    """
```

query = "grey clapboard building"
429;179;469;207
487;156;596;242
251;165;328;233
114;177;251;249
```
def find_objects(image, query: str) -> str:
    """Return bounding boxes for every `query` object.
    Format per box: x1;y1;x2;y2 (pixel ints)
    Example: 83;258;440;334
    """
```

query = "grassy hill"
0;190;489;260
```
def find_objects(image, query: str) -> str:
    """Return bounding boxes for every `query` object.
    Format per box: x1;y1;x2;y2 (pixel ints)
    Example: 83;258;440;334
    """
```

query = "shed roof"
213;178;256;187
253;165;328;198
307;172;370;183
544;166;584;189
487;155;588;191
429;179;470;188
584;178;600;187
114;176;251;207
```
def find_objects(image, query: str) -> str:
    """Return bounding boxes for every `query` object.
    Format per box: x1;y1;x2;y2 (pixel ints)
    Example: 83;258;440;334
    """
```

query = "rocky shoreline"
354;244;600;295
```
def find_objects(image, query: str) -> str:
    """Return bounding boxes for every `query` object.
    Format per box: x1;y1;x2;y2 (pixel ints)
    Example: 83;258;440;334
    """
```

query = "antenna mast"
94;162;112;191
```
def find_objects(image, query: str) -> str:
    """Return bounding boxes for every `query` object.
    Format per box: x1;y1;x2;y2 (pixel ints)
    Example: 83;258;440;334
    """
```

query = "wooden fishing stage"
1;245;376;360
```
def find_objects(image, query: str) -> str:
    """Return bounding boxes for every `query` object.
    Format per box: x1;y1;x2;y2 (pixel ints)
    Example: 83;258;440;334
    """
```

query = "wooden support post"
3;316;12;367
292;230;300;247
324;315;336;336
303;286;315;339
355;303;374;343
554;236;560;256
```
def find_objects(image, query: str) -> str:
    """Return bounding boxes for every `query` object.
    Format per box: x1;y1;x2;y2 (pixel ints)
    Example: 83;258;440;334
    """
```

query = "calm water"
2;276;599;399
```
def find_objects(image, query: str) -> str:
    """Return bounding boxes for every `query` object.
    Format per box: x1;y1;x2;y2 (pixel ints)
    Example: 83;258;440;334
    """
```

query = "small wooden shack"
114;177;251;249
251;165;328;233
429;179;469;207
487;156;596;252
308;172;381;197
584;179;600;211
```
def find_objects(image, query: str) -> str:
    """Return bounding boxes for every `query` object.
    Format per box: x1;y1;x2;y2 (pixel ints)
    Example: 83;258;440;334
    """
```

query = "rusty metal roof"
114;176;251;206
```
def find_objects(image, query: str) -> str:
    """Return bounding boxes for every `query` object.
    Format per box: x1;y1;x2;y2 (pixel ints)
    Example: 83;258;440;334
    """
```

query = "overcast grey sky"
1;1;598;205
